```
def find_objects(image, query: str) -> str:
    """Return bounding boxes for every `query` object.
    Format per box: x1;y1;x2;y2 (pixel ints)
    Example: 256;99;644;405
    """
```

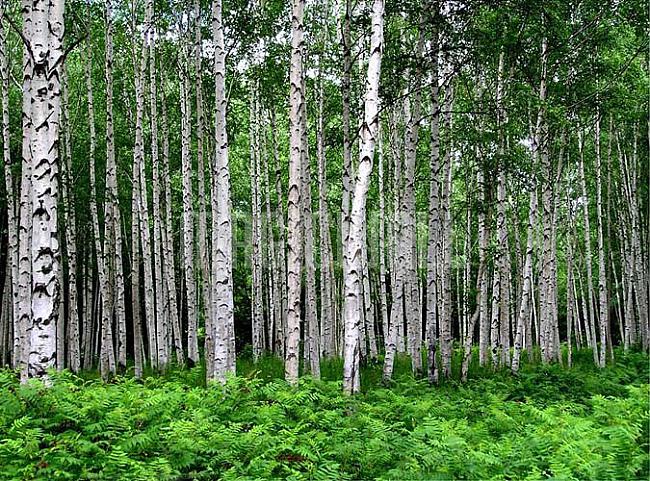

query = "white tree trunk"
343;0;384;394
301;94;320;379
285;0;306;385
425;33;440;383
377;131;389;359
594;113;608;367
180;50;199;365
439;82;454;377
106;1;126;374
161;79;184;366
208;0;235;382
578;131;599;364
512;189;537;373
0;8;18;369
317;77;335;358
261;110;279;356
402;31;424;372
250;92;264;359
148;0;168;369
477;169;490;367
61;70;79;372
26;0;65;379
194;0;211;348
383;111;405;380
16;0;34;381
86;26;111;377
341;0;352;266
271;110;287;358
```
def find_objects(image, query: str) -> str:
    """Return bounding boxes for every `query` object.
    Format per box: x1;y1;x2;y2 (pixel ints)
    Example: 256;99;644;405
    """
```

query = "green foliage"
0;350;647;480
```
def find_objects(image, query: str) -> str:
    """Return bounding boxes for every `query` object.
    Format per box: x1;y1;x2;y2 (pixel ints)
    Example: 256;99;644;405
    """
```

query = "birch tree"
180;37;199;366
317;74;335;358
578;130;599;363
61;69;79;372
0;4;18;370
208;0;235;382
25;0;65;378
285;0;305;385
148;0;168;369
426;24;440;383
343;0;384;394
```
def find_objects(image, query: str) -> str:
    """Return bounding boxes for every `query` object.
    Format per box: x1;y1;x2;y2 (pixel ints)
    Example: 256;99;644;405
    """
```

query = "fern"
0;350;647;480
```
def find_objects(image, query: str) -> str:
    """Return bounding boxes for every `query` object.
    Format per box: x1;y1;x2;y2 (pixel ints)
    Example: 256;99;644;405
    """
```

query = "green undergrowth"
0;349;648;480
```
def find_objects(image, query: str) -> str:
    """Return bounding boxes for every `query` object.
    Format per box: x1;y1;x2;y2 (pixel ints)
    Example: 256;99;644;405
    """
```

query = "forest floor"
0;348;648;481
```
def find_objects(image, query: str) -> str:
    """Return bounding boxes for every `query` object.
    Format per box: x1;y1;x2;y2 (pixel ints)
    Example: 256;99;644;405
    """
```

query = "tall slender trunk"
271;110;287;358
61;69;79;372
593;113;608;367
512;189;537;373
495;52;510;367
536;36;558;364
26;0;65;379
109;1;126;374
477;169;490;366
131;0;148;368
606;117;624;347
85;26;109;376
383;120;405;379
402;29;424;373
148;0;168;369
439;81;454;377
391;115;405;353
578;131;599;364
136;17;156;371
250;92;264;359
341;0;352;264
377;131;389;358
565;191;576;367
301;90;320;379
343;0;384;394
262;111;279;355
626;130;649;349
461;196;472;372
194;0;211;341
0;7;18;369
285;0;306;385
317;75;335;358
208;0;235;382
426;28;440;383
159;76;183;366
16;0;33;381
497;168;511;368
180;43;199;365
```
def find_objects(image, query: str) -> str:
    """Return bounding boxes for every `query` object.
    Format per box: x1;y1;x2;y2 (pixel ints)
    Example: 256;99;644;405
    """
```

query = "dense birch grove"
0;0;647;391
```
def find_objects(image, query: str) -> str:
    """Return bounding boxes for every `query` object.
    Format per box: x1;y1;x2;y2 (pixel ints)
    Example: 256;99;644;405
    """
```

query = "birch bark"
61;70;79;372
301;94;320;378
343;0;383;394
285;0;306;385
109;2;126;373
160;87;184;366
0;7;18;368
317;77;335;358
16;0;33;381
209;0;235;381
148;0;168;369
271;110;287;357
180;45;199;365
578;131;599;364
426;29;440;383
27;0;65;378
